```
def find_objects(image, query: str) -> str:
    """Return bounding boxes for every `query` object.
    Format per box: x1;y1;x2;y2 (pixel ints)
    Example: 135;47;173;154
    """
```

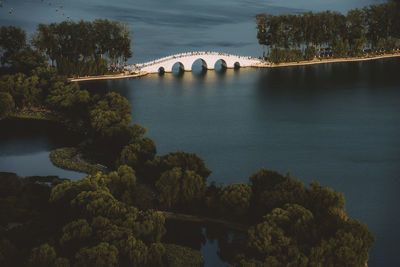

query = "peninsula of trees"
256;1;400;63
1;20;376;266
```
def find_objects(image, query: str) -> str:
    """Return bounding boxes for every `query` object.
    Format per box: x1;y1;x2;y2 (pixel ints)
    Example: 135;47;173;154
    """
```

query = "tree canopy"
255;2;400;62
31;20;132;76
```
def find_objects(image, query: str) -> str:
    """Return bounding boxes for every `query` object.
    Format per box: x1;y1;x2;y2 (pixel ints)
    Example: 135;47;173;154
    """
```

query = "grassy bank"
50;147;107;175
69;71;148;82
8;109;58;121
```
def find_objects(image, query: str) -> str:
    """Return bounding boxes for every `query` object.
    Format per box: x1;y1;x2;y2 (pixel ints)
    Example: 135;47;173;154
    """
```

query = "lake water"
1;0;398;266
81;58;400;266
0;119;85;180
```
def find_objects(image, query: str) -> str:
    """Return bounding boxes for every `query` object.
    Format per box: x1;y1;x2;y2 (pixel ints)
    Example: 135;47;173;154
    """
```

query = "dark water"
0;119;85;180
163;220;245;267
80;58;400;266
0;0;386;63
0;0;397;266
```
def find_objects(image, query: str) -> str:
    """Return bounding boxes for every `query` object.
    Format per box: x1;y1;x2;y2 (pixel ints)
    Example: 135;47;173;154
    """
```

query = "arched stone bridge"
126;51;263;74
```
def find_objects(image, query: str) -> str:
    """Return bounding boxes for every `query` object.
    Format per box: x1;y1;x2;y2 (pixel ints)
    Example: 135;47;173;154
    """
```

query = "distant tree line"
31;19;132;76
0;20;132;77
256;1;400;63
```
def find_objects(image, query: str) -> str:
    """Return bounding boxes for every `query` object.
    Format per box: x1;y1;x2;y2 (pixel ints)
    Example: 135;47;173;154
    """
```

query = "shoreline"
69;71;148;82
253;53;400;69
66;53;400;81
50;147;107;175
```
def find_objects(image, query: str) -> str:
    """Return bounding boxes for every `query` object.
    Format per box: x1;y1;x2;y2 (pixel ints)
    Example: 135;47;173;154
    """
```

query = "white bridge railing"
126;51;263;73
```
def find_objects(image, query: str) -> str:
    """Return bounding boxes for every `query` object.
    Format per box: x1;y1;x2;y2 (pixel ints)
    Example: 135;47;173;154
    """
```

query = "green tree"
60;219;93;245
0;26;27;67
151;151;212;181
28;243;57;267
127;210;166;243
90;92;132;137
346;9;367;46
247;205;312;266
0;73;41;108
105;165;136;203
333;40;349;58
46;81;90;119
220;183;252;218
257;177;307;214
350;37;367;57
155;167;207;209
249;168;286;197
148;242;166;266
118;137;157;168
71;189;127;219
156;167;181;208
255;14;268;58
304;46;316;60
309;220;375;267
75;242;119;267
164;244;203;267
0;92;14;119
307;181;345;218
117;235;148;266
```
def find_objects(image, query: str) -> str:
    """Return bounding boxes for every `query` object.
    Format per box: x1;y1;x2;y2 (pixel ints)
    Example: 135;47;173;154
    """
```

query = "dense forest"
1;21;376;266
256;1;400;63
0;19;131;77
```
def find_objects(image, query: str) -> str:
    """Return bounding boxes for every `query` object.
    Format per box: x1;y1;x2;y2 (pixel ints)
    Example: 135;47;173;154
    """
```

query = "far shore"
253;53;400;69
69;71;148;82
68;53;400;81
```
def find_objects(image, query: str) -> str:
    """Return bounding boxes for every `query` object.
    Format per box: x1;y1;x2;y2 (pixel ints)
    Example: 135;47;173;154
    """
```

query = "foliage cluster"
220;169;376;266
50;147;106;175
0;25;146;167
0;171;204;267
269;48;303;64
31;20;131;76
256;2;400;62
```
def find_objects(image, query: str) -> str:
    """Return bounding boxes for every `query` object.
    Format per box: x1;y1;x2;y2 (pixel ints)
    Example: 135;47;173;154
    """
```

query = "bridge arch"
234;62;240;69
192;58;208;70
172;62;185;73
214;59;228;71
191;58;208;73
158;66;165;75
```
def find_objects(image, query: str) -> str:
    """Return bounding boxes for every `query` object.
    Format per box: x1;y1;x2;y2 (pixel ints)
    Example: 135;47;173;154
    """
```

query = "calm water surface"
0;0;398;266
81;58;400;266
0;119;85;180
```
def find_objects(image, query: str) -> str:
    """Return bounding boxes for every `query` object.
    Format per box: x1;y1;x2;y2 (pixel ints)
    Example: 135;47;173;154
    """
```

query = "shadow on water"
0;118;85;180
0;119;83;156
256;58;400;94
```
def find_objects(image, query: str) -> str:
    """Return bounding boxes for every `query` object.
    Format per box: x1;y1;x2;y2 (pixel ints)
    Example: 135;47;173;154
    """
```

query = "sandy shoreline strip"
68;53;400;82
253;53;400;68
69;71;148;82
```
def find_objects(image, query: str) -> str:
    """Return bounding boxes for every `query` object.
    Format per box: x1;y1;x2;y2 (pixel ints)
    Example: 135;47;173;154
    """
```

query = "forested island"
255;1;400;63
0;3;389;266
